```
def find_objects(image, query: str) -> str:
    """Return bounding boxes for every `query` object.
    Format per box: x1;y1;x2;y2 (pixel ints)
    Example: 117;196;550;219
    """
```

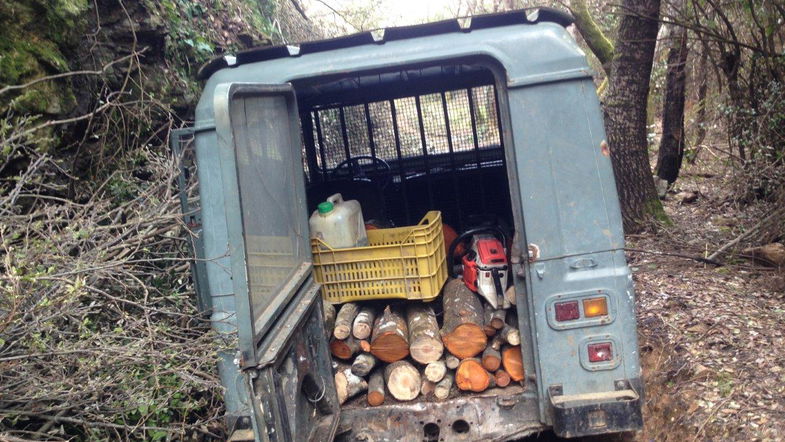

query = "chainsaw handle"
447;226;508;278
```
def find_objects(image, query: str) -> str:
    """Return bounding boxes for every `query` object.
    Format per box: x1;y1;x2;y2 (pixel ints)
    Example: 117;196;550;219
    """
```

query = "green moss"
645;198;672;226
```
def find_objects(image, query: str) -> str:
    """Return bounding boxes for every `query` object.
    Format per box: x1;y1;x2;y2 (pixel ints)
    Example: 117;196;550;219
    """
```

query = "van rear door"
213;83;340;441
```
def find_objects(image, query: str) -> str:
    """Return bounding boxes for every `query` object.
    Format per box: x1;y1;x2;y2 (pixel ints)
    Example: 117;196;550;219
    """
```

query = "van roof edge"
196;7;574;81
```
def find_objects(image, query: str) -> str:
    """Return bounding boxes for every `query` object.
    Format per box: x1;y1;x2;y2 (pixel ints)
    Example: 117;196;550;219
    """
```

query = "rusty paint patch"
527;244;540;263
600;140;610;156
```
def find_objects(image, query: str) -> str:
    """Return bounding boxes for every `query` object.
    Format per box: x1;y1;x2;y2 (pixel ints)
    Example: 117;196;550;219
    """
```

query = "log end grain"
502;346;525;382
441;323;487;359
455;359;491;392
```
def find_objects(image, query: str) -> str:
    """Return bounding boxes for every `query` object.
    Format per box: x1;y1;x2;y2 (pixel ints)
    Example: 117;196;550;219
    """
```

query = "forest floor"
629;148;785;440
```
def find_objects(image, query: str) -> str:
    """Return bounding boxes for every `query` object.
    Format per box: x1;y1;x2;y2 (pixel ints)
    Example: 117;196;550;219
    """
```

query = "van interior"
291;59;527;411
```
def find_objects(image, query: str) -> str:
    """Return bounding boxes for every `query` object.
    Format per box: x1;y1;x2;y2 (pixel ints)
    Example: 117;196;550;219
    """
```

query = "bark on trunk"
351;352;377;377
604;0;663;232
370;305;409;363
434;372;454;400
656;8;689;184
352;306;376;340
420;378;436;398
440;279;487;359
406;303;444;364
323;301;336;340
335;367;368;405
384;360;421;401
334;302;359;340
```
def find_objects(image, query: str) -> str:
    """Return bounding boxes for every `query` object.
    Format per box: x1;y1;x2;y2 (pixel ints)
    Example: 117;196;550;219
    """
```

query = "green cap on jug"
317;201;334;214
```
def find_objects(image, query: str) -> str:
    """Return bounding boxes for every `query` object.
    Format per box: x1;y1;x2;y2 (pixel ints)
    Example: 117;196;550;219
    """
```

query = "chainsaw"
448;226;509;309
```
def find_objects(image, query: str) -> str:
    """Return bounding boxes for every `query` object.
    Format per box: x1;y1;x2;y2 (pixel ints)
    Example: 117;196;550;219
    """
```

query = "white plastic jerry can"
309;193;369;249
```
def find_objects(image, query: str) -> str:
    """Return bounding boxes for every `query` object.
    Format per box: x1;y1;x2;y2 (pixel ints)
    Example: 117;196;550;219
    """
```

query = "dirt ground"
629;152;785;440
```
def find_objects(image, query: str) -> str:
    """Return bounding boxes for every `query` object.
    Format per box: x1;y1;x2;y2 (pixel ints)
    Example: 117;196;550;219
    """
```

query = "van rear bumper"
549;378;644;438
336;386;544;442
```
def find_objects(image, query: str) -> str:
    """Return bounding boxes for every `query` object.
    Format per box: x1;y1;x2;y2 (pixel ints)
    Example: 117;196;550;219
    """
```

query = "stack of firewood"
324;278;524;405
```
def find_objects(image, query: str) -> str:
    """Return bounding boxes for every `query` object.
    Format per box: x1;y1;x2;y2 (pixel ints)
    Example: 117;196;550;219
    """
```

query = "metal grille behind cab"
301;84;513;232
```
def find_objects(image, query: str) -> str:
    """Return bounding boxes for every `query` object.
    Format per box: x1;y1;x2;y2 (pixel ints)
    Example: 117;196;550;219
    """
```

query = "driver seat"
306;178;388;225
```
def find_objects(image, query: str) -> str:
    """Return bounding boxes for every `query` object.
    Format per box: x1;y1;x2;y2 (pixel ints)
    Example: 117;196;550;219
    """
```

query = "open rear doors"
214;83;340;441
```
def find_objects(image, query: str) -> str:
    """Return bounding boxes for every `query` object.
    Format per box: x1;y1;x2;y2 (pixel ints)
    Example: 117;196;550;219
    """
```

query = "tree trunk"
604;0;664;232
406;303;444;364
367;369;385;406
334;302;359;340
352;306;376;340
569;0;615;74
501;346;525;382
690;47;709;155
440;279;487;359
384;360;420;401
656;7;689;184
370;305;409;363
455;358;493;392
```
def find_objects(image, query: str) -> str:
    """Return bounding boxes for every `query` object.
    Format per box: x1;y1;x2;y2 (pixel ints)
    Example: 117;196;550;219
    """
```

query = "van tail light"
554;301;580;322
587;342;613;362
583;297;608;317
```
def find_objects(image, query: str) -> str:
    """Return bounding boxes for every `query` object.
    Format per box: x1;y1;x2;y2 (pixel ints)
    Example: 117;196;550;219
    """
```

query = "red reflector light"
554;301;580;321
588;342;613;362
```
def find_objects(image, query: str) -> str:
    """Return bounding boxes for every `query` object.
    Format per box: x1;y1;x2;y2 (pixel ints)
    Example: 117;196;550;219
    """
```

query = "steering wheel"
332;155;392;190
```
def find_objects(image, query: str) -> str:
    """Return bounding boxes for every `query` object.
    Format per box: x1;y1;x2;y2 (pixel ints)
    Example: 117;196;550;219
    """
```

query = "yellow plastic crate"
311;211;448;304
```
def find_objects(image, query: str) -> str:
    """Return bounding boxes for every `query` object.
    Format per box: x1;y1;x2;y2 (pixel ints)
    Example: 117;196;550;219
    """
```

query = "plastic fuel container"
309;193;369;249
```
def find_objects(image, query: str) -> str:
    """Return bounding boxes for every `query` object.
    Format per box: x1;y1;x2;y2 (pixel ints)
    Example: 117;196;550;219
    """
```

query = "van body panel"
186;11;643;440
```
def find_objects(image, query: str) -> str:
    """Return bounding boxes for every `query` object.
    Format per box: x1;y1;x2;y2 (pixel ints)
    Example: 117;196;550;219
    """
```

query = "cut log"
434;372;454;400
424;359;447;383
420;378;436;398
490;309;506;330
352;306;376;340
455;358;492;392
330;335;363;360
384;360;420;401
406;304;444;364
370;305;409;363
440;279;487;359
505;285;517;305
502;345;525;382
494;369;511;387
499;325;520;347
481;346;501;372
445;353;460;370
482;303;497;337
323;301;336;339
351;353;377;377
359;339;371;353
334;303;359;340
489;335;504;351
367;369;385;406
335;367;368;405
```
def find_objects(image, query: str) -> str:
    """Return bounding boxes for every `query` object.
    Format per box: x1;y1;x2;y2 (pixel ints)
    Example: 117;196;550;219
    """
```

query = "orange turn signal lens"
583;297;608;317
